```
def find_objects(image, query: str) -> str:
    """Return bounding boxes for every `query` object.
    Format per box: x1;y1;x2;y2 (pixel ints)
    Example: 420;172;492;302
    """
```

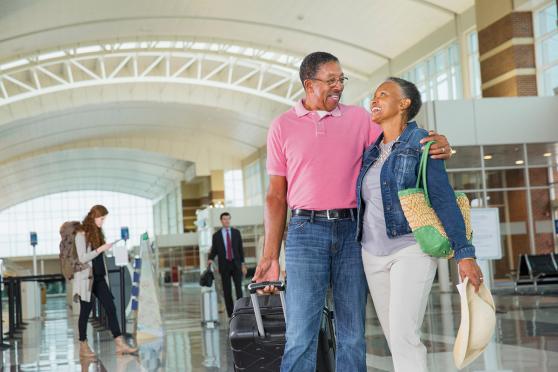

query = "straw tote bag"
398;141;472;258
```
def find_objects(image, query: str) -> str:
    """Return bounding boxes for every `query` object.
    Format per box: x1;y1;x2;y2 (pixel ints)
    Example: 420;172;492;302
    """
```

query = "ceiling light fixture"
483;155;492;160
543;152;552;157
515;160;524;165
451;149;457;155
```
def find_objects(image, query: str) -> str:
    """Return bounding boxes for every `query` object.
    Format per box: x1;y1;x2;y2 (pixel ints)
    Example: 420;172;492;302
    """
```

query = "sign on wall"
471;208;502;260
29;231;38;246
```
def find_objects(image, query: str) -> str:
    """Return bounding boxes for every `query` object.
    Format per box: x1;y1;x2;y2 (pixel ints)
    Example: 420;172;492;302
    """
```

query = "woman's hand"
96;242;113;253
420;131;452;160
458;259;483;292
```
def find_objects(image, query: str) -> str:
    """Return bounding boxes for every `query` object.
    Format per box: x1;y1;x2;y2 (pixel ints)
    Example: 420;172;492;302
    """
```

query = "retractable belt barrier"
108;268;130;337
0;274;64;348
0;271;130;346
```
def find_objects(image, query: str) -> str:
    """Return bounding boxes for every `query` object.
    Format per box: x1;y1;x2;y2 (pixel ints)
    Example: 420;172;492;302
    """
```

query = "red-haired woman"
72;205;137;357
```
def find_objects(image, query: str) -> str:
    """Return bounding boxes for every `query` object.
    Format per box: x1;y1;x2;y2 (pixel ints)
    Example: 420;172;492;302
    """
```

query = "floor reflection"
0;284;557;371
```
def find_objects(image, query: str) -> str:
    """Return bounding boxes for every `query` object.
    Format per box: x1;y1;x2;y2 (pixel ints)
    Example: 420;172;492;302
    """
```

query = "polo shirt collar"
294;99;342;118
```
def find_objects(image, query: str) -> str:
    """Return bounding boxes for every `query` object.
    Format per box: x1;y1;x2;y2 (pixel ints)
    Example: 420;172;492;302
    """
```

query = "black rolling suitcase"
229;281;335;372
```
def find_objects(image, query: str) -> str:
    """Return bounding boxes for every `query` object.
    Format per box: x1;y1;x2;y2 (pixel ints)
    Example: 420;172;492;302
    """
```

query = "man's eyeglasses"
310;76;348;87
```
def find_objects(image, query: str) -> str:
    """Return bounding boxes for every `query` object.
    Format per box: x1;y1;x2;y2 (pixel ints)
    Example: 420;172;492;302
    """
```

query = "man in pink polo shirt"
253;52;451;372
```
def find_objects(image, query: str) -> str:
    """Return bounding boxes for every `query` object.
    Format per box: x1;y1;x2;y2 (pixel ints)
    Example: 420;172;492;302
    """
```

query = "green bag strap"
415;140;436;207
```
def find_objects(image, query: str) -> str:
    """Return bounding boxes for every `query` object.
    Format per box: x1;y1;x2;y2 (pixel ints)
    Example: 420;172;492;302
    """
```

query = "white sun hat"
453;277;496;369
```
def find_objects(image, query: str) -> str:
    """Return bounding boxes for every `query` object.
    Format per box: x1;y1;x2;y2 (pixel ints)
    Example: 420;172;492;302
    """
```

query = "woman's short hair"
385;77;422;121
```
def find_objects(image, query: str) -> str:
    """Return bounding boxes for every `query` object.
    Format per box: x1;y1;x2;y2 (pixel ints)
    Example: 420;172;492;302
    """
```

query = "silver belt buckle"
326;210;336;220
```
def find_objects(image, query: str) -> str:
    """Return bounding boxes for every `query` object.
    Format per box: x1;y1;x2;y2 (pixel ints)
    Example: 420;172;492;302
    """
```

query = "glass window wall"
224;170;244;207
401;42;463;102
467;30;482;98
534;2;558;95
0;191;154;258
447;142;557;277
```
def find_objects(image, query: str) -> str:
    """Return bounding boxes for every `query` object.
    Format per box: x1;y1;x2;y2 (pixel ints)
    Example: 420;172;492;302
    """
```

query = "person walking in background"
356;77;482;372
252;51;452;372
208;212;247;318
72;204;137;358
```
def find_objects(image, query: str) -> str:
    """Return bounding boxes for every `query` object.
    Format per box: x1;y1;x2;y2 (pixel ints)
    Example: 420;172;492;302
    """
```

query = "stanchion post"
119;266;126;336
15;279;26;328
6;279;15;339
0;278;11;349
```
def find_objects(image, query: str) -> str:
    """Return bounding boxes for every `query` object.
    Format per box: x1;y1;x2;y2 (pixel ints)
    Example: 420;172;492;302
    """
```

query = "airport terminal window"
224;169;244;207
535;2;558;96
483;144;526;168
485;169;526;189
486;189;531;274
0;191;154;258
447;171;483;190
447;142;557;277
244;161;263;206
467;31;482;98
446;146;482;169
401;42;463;102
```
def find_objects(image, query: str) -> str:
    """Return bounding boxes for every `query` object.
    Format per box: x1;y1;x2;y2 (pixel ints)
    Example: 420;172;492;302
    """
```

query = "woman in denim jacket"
355;77;482;372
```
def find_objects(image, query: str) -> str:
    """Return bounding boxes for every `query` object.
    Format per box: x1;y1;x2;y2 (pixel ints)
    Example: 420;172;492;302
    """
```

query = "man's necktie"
226;229;233;261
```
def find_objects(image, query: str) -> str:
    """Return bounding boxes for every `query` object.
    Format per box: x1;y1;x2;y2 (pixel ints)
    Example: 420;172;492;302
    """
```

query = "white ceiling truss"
0;41;322;107
0;40;372;108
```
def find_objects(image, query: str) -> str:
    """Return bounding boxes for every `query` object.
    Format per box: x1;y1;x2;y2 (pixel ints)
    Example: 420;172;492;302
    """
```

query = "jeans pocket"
288;218;308;231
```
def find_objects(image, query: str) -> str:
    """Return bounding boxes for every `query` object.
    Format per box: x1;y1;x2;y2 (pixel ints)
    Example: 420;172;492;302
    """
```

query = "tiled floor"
1;284;558;371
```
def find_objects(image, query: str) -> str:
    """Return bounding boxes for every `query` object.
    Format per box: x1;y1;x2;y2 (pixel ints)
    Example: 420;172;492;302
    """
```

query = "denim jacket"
355;122;475;261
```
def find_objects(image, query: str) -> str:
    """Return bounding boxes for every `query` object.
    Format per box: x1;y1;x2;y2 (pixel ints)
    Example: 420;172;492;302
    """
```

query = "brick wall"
478;11;537;97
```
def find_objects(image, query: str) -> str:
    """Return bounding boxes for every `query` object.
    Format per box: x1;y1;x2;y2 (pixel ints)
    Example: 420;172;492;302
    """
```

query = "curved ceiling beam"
411;0;457;15
0;164;183;185
0;147;191;210
0;17;391;63
0;47;306;107
0;100;268;172
1;175;168;198
0;120;261;155
0;157;187;185
3;137;243;176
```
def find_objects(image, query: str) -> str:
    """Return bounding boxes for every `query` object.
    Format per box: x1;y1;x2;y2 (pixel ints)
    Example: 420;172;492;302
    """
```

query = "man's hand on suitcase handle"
248;281;285;294
252;257;280;294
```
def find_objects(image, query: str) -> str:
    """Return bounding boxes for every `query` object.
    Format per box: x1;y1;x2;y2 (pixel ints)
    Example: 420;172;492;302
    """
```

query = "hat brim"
453;277;496;369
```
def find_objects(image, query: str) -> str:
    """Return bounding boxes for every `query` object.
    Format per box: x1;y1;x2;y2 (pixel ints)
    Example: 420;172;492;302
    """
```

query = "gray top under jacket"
361;140;417;256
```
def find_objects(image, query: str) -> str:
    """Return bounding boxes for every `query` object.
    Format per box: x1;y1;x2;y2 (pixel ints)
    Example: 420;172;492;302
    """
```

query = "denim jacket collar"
369;121;419;153
397;121;419;144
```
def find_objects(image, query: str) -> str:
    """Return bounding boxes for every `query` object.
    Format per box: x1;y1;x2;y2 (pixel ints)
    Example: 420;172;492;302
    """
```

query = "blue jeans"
281;216;368;372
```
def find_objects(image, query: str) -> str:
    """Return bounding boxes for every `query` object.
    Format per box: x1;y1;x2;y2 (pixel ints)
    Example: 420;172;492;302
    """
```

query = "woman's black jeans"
78;277;122;341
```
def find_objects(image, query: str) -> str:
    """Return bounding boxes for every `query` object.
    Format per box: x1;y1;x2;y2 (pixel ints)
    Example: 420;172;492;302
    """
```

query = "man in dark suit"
208;212;246;318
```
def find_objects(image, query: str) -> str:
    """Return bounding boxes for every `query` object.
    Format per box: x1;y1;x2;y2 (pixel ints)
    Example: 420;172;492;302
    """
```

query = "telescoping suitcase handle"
247;281;286;338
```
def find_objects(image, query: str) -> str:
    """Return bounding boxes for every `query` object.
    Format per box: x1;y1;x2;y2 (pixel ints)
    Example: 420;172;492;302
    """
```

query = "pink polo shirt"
266;100;382;210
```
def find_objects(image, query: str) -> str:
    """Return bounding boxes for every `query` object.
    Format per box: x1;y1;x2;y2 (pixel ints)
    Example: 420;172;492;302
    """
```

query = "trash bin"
22;282;40;319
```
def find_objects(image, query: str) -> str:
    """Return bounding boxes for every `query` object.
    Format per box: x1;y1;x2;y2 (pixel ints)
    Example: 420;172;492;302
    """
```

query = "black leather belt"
291;208;356;220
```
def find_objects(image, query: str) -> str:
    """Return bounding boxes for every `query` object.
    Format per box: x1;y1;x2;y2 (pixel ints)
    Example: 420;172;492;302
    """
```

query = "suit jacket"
209;227;245;271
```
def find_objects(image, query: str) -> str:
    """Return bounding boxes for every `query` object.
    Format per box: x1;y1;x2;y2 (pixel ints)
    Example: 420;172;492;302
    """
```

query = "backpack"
59;221;88;280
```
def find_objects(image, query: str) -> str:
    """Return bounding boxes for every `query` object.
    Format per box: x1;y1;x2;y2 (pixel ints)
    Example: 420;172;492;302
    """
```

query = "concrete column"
180;172;224;233
209;170;225;206
475;0;537;97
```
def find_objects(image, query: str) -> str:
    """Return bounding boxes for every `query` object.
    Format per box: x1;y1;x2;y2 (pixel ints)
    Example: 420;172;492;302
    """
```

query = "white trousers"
362;244;437;372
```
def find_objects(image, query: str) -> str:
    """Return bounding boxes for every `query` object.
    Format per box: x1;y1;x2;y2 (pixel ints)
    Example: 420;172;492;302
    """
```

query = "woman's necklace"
373;134;402;168
372;140;395;168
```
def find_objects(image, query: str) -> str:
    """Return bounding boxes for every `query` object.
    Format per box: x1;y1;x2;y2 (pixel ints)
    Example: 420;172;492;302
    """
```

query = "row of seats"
509;253;558;293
